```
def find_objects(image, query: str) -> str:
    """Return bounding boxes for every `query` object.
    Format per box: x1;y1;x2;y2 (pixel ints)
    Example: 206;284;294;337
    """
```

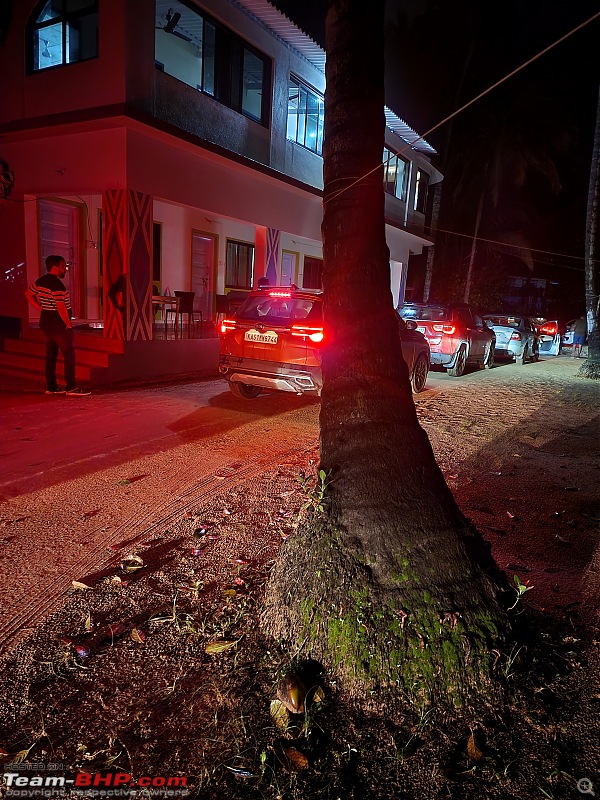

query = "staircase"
0;328;125;388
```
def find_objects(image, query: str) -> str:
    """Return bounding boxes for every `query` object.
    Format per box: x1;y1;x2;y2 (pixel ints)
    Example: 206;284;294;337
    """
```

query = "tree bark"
262;0;510;713
580;83;600;379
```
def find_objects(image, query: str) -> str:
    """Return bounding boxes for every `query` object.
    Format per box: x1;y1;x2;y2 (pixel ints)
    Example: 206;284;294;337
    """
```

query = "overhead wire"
428;224;597;270
323;9;600;207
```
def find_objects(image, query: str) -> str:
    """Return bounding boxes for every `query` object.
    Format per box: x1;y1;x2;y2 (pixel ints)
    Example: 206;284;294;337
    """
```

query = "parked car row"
219;286;431;399
219;288;585;399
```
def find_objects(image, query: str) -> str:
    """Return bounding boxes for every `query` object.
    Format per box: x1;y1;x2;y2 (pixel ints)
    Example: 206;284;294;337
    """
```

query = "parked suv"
219;287;430;398
398;302;495;377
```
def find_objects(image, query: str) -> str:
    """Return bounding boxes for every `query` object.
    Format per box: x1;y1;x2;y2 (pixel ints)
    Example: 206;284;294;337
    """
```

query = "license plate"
245;329;278;344
417;326;426;334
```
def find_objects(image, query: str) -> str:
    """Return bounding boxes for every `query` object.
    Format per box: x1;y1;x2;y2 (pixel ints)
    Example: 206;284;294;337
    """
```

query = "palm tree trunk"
262;0;509;713
580;83;600;378
423;182;442;301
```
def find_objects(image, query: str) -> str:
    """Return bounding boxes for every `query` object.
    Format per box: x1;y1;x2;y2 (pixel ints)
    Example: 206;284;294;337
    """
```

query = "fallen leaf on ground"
205;639;237;655
72;580;90;590
130;628;146;644
283;747;309;771
270;699;290;731
467;732;483;761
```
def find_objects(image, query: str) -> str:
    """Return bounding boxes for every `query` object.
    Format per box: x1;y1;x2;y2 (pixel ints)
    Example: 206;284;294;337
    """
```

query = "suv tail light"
291;325;325;343
510;331;522;341
432;324;456;335
539;322;557;335
220;319;236;333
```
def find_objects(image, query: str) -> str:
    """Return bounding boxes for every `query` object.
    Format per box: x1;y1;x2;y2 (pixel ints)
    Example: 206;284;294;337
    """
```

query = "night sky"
272;0;600;314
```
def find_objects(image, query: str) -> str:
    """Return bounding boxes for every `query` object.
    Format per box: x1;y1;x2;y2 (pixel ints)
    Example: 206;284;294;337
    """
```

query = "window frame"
383;147;410;201
287;75;324;155
225;239;254;290
414;168;430;214
155;1;271;127
26;0;99;74
302;255;323;290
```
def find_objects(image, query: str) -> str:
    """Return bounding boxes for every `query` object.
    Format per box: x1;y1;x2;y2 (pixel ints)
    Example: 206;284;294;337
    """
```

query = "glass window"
395;157;409;201
226;240;254;289
287;76;324;155
236;295;321;324
155;1;270;126
202;20;215;96
28;0;98;72
383;148;410;200
414;169;430;213
242;49;265;122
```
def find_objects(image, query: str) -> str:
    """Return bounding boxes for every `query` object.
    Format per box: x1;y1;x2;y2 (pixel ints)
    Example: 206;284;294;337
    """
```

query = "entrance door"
38;200;82;318
191;232;216;322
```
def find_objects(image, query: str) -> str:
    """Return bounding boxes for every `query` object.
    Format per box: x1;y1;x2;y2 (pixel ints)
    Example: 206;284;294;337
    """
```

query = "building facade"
0;0;442;347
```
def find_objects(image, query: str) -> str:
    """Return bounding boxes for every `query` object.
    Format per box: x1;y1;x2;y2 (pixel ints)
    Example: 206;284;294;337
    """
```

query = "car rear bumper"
494;342;524;359
219;356;322;395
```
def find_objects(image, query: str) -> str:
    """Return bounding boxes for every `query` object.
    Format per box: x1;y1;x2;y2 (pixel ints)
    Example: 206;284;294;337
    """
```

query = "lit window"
28;0;98;73
154;1;270;126
287;76;324;155
414;169;430;213
383;148;409;201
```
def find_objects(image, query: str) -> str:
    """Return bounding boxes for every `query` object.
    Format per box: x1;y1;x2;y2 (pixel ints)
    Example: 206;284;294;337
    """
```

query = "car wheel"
516;345;527;365
447;345;467;377
411;353;429;393
229;382;262;399
483;342;495;370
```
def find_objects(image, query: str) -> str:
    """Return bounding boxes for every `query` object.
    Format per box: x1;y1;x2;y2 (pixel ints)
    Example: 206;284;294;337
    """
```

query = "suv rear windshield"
236;294;322;324
399;304;452;322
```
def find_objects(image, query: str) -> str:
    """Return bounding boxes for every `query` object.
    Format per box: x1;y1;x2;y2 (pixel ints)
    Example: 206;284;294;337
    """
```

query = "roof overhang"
232;0;437;155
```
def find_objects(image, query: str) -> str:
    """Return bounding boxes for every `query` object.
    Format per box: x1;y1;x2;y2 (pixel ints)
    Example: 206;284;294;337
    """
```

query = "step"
0;352;92;382
4;338;111;368
23;327;125;355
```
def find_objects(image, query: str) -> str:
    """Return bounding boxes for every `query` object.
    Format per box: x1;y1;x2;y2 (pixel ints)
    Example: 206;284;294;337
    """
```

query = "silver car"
483;315;539;364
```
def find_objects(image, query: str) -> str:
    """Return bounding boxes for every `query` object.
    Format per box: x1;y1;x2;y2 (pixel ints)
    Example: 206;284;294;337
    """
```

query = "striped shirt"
29;273;72;330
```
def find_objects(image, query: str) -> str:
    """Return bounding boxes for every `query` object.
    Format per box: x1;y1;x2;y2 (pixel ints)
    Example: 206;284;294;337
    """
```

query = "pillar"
102;188;152;341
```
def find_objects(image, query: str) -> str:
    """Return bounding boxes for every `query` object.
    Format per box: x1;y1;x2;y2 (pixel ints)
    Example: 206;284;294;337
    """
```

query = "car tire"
411;353;429;393
483;342;495;370
229;382;262;399
516;345;527;365
447;345;467;377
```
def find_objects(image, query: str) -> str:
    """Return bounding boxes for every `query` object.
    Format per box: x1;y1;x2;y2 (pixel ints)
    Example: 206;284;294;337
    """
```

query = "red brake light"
432;324;456;335
291;325;324;343
540;322;556;335
510;331;522;340
220;319;236;333
269;291;291;298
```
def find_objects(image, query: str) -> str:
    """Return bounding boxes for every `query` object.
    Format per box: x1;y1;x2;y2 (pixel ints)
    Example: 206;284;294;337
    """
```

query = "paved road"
1;355;597;654
0;357;533;500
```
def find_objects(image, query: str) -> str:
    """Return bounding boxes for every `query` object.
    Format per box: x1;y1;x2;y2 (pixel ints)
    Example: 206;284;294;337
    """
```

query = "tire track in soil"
0;431;317;655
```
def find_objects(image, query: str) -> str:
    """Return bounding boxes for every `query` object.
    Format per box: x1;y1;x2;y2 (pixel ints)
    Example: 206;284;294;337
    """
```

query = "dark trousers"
43;327;76;391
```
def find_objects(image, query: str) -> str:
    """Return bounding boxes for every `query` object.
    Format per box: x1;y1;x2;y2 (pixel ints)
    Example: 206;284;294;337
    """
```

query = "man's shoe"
65;387;91;396
45;387;66;395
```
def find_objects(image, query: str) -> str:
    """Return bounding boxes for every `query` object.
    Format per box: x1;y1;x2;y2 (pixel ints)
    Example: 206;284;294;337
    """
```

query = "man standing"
24;255;91;395
571;317;587;358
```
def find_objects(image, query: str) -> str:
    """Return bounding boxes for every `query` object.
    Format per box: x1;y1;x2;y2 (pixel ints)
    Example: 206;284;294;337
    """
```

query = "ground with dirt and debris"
0;356;599;800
